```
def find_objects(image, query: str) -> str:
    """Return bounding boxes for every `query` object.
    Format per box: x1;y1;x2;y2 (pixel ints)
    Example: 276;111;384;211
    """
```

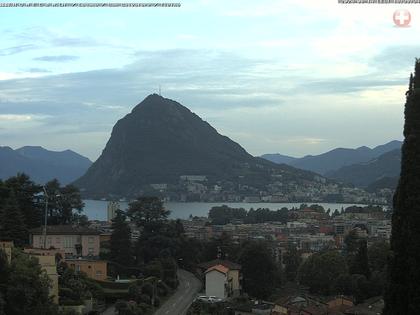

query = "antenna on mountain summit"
159;85;161;96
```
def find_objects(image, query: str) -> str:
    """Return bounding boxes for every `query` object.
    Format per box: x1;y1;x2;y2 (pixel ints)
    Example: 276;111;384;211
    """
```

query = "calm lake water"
83;200;365;221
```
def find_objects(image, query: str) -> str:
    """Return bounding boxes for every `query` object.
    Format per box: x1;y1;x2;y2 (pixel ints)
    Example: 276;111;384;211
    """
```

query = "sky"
0;0;419;161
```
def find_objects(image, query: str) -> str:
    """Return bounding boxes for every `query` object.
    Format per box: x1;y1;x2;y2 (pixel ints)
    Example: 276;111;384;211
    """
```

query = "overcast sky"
1;0;419;161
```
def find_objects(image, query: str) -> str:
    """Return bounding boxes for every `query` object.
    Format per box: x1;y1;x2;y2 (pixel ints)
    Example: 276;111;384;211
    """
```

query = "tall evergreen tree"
0;195;28;247
4;174;42;229
349;239;370;279
110;210;132;267
384;59;420;314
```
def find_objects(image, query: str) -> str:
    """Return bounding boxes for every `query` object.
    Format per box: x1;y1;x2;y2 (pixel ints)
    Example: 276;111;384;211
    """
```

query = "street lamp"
42;186;48;249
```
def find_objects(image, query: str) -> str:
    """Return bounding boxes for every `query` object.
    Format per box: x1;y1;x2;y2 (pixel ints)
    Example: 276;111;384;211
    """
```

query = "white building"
204;262;241;299
107;201;120;222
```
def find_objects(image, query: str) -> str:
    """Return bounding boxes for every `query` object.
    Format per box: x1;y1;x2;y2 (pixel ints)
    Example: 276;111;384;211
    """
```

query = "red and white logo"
393;10;411;28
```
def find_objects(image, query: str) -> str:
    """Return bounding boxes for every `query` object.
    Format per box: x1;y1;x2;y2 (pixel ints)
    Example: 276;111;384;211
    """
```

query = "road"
154;269;202;315
101;305;116;315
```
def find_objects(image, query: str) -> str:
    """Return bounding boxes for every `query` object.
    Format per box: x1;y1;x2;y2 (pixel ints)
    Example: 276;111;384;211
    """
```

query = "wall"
67;259;107;281
205;270;226;298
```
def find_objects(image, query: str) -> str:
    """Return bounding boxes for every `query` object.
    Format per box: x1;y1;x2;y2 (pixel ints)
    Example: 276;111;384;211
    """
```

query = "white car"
208;296;223;303
196;295;209;302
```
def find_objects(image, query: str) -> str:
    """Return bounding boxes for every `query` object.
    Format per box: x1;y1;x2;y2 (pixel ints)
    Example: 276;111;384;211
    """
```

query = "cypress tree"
110;210;132;268
384;59;420;314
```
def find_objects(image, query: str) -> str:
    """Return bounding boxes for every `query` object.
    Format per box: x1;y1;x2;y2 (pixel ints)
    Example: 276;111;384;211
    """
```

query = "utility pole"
42;186;48;249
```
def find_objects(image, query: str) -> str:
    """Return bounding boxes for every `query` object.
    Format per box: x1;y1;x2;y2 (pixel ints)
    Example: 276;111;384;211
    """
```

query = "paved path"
154;269;202;315
101;305;116;315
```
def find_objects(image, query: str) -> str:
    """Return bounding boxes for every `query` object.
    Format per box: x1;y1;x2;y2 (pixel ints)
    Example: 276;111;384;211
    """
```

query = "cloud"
33;55;80;62
0;114;33;122
0;44;37;56
0;47;408;159
26;68;51;73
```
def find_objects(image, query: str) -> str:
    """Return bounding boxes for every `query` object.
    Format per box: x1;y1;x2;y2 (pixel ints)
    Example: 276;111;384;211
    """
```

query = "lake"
83;200;366;221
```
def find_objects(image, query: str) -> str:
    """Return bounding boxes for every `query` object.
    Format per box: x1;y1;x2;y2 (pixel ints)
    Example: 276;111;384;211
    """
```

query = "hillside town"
1;186;392;315
138;175;393;205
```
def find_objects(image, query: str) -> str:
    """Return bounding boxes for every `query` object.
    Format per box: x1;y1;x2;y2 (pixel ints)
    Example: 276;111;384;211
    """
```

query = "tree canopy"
238;242;278;299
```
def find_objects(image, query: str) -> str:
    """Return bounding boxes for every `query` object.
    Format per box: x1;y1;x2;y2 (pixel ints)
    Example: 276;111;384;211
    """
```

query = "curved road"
154;269;202;315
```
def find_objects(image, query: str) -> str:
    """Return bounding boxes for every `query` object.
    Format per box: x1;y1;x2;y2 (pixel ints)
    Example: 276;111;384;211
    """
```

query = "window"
64;237;72;248
88;236;94;243
76;265;81;272
55;237;60;244
88;248;94;255
88;265;91;269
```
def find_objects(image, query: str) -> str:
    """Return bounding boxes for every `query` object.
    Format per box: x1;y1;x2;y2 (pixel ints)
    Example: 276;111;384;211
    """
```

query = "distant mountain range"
74;94;330;198
0;146;92;184
261;140;402;189
258;153;297;165
326;149;401;188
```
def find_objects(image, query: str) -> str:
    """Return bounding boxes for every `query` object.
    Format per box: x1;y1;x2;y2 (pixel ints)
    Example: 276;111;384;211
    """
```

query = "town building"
200;259;242;299
107;201;120;222
24;252;59;304
66;258;107;281
29;225;101;257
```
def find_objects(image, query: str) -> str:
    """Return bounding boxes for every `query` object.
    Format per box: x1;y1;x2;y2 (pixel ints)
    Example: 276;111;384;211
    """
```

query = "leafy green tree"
128;197;170;229
349;239;370;279
344;230;360;254
351;274;370;304
384;59;420;315
309;204;325;213
44;179;84;225
334;273;353;295
332;209;340;217
0;250;10;315
59;267;103;304
110;210;133;269
4;250;57;315
4;174;42;229
209;205;246;225
0;196;28;247
298;251;348;295
238;242;277;299
368;241;390;272
283;245;301;281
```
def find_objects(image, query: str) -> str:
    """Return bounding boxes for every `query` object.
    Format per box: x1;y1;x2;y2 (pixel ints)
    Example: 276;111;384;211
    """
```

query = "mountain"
326;149;401;187
74;94;328;198
261;140;402;175
0;146;92;184
260;153;297;165
366;176;399;193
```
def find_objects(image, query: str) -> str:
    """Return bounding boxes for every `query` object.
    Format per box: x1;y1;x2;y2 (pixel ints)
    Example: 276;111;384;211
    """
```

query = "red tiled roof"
198;259;242;270
205;264;229;274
